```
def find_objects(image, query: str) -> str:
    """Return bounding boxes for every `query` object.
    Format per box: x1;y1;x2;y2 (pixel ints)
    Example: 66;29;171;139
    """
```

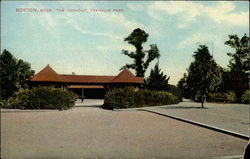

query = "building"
30;65;144;99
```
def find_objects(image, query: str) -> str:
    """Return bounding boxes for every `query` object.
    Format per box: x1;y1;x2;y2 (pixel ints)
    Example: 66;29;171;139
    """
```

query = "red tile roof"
61;75;115;83
111;69;144;83
67;85;104;89
31;65;67;82
31;65;144;84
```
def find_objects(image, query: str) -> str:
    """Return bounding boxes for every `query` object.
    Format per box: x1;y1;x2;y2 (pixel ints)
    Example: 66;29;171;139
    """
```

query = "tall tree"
0;49;34;99
224;34;249;99
186;45;222;107
145;63;170;91
121;28;160;77
225;34;250;73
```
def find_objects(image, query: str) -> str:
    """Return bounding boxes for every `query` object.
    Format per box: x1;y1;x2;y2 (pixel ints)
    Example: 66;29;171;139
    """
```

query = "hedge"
241;90;249;104
103;87;180;110
207;91;237;103
1;87;77;110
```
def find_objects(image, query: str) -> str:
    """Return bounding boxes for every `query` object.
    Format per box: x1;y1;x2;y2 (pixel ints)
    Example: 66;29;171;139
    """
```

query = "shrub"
3;87;77;110
103;87;180;110
207;91;236;103
0;98;4;108
241;90;249;104
167;84;182;101
208;92;225;102
2;97;21;109
0;99;5;108
103;87;135;109
225;91;237;103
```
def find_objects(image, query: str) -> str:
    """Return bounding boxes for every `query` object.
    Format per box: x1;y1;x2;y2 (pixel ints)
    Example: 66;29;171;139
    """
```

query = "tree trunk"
201;95;204;108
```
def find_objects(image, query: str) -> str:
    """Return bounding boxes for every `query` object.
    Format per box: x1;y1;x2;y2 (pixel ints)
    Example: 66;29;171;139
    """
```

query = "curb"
142;108;249;140
0;109;59;113
199;155;243;159
113;108;143;111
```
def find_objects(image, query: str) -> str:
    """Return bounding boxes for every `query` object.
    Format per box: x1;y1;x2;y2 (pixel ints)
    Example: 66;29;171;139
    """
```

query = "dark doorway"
84;88;105;99
69;88;105;99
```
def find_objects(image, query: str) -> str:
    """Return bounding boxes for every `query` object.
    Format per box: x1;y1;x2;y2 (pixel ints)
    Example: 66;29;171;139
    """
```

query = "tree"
121;28;160;77
177;73;190;98
145;63;170;91
0;49;34;99
224;34;250;99
186;45;222;107
225;34;250;73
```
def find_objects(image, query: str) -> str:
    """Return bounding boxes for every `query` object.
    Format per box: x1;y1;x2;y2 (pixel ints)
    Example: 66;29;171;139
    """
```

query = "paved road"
1;105;248;159
143;101;250;137
75;99;104;107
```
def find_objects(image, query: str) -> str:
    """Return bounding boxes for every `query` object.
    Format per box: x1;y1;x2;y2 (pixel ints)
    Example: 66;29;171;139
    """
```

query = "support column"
81;88;84;102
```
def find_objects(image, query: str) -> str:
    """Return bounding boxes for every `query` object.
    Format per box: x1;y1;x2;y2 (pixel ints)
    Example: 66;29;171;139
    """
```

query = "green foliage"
207;92;226;102
145;63;169;91
177;73;190;98
185;45;222;100
225;91;237;103
121;28;160;77
0;98;4;108
2;87;77;110
137;89;179;106
225;33;250;74
144;63;182;100
103;87;135;110
167;84;182;101
0;49;34;99
207;91;236;103
241;90;249;104
124;28;148;47
224;34;249;99
103;87;180;110
17;59;35;89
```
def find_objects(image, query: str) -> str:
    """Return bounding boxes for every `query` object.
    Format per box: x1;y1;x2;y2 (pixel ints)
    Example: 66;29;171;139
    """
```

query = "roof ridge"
111;68;141;83
61;74;116;77
31;65;67;82
31;65;143;84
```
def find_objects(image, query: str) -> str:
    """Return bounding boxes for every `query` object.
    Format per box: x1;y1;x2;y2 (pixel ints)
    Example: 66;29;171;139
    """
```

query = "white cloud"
177;32;223;51
178;33;206;49
37;13;57;30
204;2;249;26
151;1;202;16
20;2;58;31
73;22;122;40
96;44;135;53
148;1;249;28
58;11;143;41
102;13;142;32
178;23;188;29
20;2;145;41
148;1;203;28
55;7;145;41
127;3;144;11
177;30;234;69
147;6;164;21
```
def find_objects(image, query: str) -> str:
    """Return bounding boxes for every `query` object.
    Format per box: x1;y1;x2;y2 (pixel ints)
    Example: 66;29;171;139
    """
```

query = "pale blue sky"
1;1;249;84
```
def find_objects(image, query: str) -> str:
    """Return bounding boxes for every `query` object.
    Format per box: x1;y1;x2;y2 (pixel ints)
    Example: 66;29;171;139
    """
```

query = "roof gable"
111;69;144;83
31;65;67;82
